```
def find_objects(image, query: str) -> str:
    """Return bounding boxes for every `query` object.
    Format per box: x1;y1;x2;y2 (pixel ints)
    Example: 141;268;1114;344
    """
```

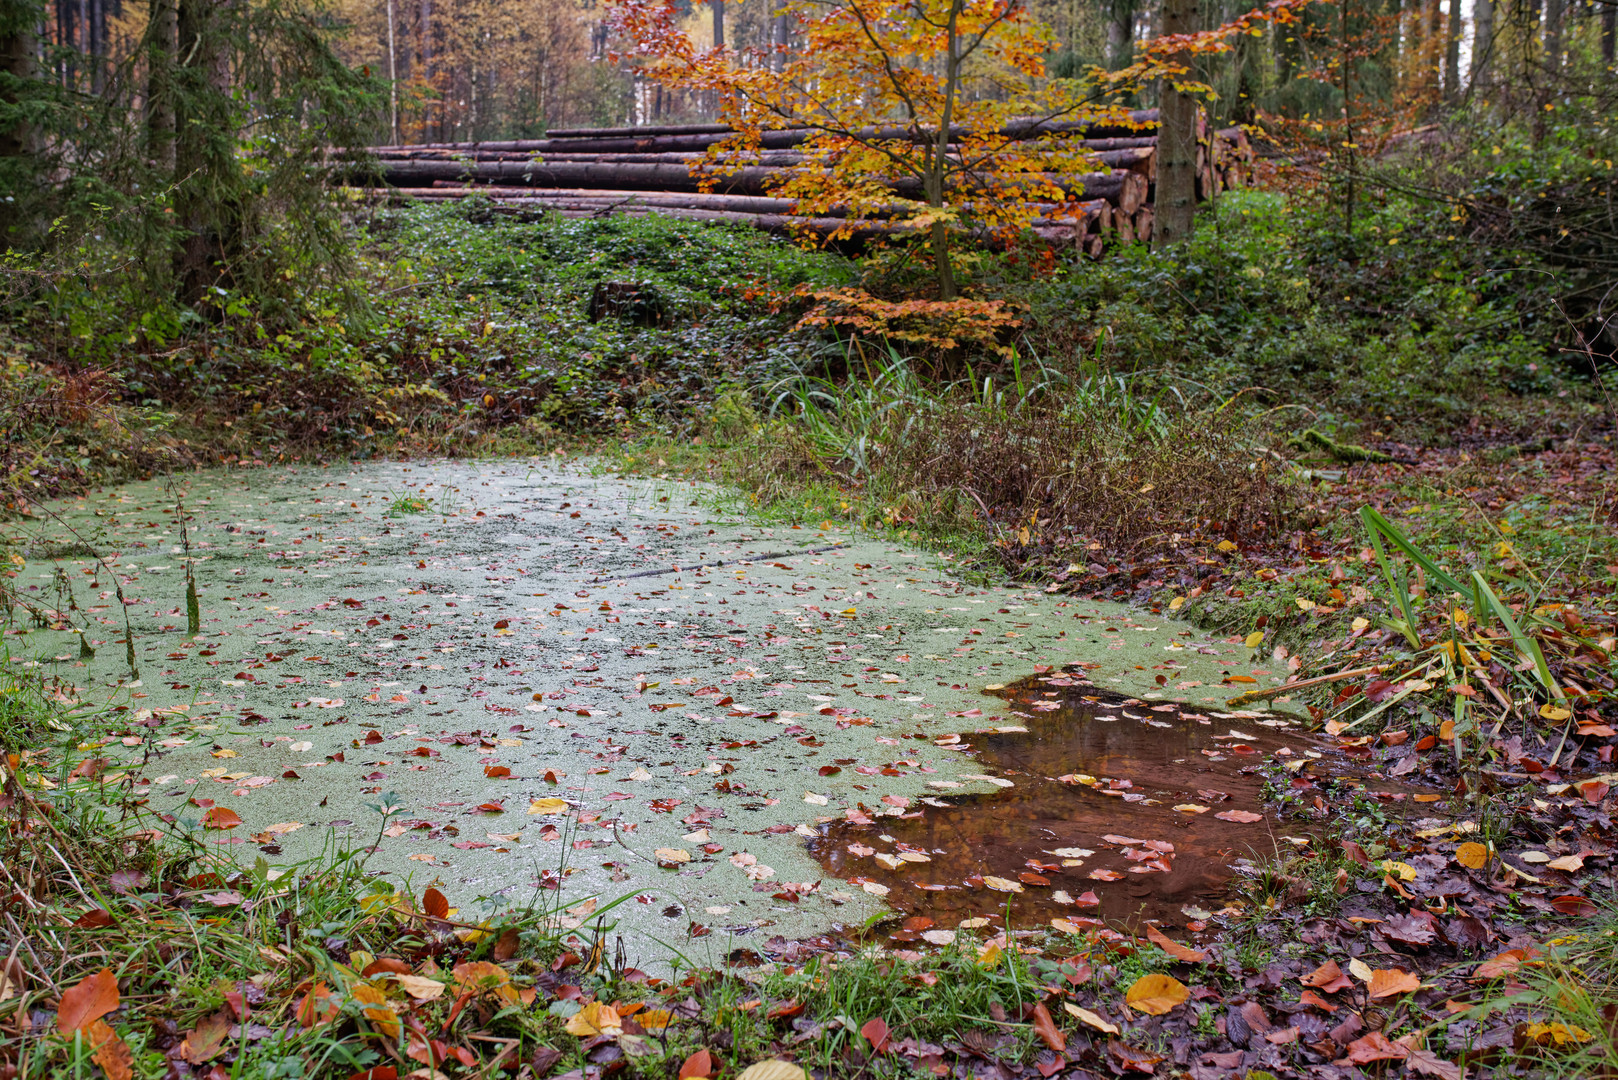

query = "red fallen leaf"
1342;1031;1409;1064
75;908;115;929
1034;1052;1066;1078
1581;780;1611;804
1302;961;1353;993
1108;1040;1164;1072
1031;1003;1065;1052
1074;891;1101;907
202;807;242;830
1415;735;1437;751
295;983;338;1028
603;792;634;801
678;1049;714;1079
1214;810;1264;823
903;916;935;932
1019;872;1051;886
1551;894;1598;916
56;968;120;1035
818;765;841;776
362;957;412;977
474;802;505;813
483;766;511;778
767;999;804;1019
861;1017;891;1053
1299;989;1339;1012
423;887;450;920
346;1069;398;1080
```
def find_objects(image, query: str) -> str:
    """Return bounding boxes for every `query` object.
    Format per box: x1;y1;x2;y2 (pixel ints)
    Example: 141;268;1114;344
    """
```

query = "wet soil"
809;668;1431;938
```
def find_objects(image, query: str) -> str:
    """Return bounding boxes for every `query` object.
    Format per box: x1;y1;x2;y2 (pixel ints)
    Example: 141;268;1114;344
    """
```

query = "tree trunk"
1443;0;1463;99
173;0;239;305
1603;0;1615;67
1106;0;1135;68
1471;0;1494;86
0;0;38;243
1153;0;1199;247
386;0;399;142
146;0;177;171
1543;0;1564;76
771;9;788;72
418;0;431;138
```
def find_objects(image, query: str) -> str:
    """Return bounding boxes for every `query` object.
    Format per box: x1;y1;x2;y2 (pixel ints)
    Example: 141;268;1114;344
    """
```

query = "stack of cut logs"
351;109;1253;255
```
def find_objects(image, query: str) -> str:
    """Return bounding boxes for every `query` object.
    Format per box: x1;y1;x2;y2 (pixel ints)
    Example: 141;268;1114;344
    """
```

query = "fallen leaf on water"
1063;1003;1118;1034
202;807;242;830
1214;810;1264;824
1124;973;1188;1015
655;848;692;866
983;876;1024;893
527;798;569;814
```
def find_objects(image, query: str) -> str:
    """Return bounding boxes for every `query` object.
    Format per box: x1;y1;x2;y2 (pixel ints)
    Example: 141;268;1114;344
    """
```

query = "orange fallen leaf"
1367;967;1421;1000
1145;924;1208;963
56;968;119;1035
1030;1003;1065;1052
1454;842;1490;869
1302;961;1353;994
679;1049;714;1079
202;807;241;830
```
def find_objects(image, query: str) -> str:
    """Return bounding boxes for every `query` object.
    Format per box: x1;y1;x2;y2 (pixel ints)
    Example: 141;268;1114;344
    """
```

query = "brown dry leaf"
1454;842;1490;869
1367;968;1421;1000
733;1061;807;1080
393;974;446;1001
179;1011;231;1063
422;887;450;920
1145;924;1208;962
1124;973;1189;1015
1343;1031;1409;1064
1405;1048;1465;1080
56;968;119;1036
1063;1002;1119;1035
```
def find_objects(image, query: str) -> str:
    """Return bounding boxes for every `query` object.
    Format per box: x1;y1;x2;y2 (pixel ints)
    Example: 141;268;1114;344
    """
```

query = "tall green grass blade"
1359;506;1468;598
1471;570;1562;701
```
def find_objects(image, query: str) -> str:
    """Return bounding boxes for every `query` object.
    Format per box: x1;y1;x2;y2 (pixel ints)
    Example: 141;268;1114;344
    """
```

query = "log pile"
349;112;1254;255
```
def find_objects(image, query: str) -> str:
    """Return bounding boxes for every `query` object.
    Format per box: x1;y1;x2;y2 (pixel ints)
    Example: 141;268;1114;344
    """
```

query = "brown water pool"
806;669;1412;939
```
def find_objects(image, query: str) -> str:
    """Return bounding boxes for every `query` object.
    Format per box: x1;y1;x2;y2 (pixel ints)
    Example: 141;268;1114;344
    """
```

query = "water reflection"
808;671;1315;933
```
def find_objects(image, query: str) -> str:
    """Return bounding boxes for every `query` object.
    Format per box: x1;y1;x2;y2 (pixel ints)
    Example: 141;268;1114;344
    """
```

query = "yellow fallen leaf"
735;1061;808;1080
1217;540;1238;553
1520;1022;1592;1047
1125;973;1188;1015
527;798;569;814
654;848;691;865
1540;704;1572;722
1063;1002;1119;1034
1169;597;1185;611
1454;842;1491;870
976;942;1004;968
1348;958;1375;983
566;1001;622;1038
1173;804;1210;814
349;983;400;1038
1380;860;1417;882
1295;597;1317;611
982;876;1024;893
1244;631;1265;648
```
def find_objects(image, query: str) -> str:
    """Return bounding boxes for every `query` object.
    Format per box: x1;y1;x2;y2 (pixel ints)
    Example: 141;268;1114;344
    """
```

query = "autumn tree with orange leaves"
612;0;1169;299
611;0;1309;301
